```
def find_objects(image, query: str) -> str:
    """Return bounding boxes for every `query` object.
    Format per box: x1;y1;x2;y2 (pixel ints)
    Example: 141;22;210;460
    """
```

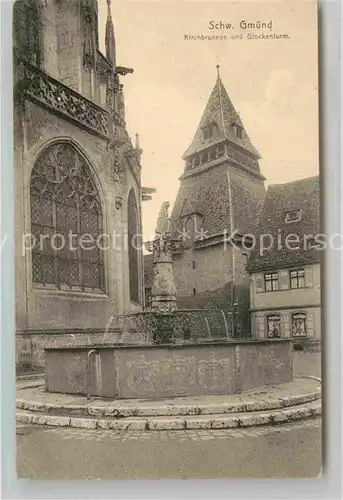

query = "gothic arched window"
13;0;41;67
30;142;105;292
127;189;140;303
183;214;203;246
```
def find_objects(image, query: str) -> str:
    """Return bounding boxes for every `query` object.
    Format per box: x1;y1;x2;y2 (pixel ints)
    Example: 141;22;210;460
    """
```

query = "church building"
169;67;266;334
13;0;145;369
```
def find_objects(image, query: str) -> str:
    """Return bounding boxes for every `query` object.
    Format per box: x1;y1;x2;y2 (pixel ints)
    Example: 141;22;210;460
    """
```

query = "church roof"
182;69;260;160
247;176;321;272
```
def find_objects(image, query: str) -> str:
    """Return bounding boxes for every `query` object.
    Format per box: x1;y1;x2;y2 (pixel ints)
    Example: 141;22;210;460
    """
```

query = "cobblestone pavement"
17;418;321;479
17;352;322;479
24;417;320;442
293;351;321;378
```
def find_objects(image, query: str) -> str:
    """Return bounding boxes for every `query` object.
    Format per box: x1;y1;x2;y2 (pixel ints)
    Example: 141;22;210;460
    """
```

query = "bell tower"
170;67;266;332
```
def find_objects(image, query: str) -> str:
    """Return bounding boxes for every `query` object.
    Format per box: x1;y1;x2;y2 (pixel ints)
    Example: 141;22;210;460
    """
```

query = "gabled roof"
247;176;321;272
182;70;260;160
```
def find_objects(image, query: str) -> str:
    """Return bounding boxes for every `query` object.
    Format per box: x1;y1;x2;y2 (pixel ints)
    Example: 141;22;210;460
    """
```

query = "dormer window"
231;122;243;139
236;125;243;139
203;123;215;140
285;209;302;223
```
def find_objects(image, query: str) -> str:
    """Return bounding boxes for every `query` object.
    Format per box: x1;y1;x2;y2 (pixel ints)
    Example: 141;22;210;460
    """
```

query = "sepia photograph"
12;0;322;480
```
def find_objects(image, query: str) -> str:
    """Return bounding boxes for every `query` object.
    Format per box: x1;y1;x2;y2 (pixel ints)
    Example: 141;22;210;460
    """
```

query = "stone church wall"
14;101;142;368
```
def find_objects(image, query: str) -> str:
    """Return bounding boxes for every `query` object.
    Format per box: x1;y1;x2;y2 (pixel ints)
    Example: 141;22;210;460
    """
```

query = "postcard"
14;0;321;479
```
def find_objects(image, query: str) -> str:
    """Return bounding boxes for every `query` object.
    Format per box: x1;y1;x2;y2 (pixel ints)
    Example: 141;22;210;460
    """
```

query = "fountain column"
150;231;178;313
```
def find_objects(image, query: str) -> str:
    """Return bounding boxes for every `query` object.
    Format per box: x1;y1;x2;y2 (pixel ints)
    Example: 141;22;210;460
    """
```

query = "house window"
192;261;196;270
128;189;140;303
194;156;200;167
285;209;302;223
13;0;41;67
267;315;281;338
264;272;279;291
193;288;196;296
292;313;307;337
290;269;305;289
30;142;104;291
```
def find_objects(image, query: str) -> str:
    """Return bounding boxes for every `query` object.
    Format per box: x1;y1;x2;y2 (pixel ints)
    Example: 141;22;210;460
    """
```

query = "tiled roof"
247;176;321;272
143;253;154;288
182;74;260;160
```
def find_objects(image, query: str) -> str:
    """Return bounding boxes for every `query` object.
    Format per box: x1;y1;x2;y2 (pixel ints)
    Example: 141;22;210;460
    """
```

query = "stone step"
16;377;321;418
16;399;321;431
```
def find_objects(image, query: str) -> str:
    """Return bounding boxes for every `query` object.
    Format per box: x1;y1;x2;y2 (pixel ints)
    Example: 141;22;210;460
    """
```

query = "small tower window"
203;123;215;140
217;142;225;156
236;125;243;139
285;209;302;223
201;152;208;164
194;156;200;167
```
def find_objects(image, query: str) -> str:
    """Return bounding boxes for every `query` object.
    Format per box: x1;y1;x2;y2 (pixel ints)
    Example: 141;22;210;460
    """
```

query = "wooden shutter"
255;274;264;293
280;270;290;290
281;313;290;338
306;312;314;337
258;316;265;338
305;267;313;288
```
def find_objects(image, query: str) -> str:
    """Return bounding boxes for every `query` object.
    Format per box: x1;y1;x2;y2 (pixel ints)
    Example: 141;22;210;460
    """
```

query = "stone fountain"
44;202;293;399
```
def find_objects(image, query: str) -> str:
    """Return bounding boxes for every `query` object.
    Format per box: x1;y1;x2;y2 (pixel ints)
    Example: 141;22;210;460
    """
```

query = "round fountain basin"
44;339;293;399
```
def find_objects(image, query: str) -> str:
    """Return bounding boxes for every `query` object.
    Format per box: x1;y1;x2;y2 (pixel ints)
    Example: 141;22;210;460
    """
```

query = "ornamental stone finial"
155;201;170;234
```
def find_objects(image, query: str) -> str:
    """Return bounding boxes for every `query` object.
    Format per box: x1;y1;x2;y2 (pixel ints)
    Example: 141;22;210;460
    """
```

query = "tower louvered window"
30;142;105;292
13;0;40;66
127;189;140;303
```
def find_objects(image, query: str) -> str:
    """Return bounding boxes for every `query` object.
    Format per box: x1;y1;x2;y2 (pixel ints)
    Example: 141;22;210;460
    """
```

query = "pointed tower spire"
216;64;220;78
105;0;116;67
182;69;260;162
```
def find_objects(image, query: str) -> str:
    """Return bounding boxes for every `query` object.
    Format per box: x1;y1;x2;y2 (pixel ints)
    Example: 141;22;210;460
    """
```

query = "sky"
97;0;319;241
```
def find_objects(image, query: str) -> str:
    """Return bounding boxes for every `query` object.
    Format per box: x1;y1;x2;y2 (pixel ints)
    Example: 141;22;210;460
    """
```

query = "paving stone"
185;418;213;430
147;418;186;430
70;418;97;429
239;413;271;427
44;415;71;427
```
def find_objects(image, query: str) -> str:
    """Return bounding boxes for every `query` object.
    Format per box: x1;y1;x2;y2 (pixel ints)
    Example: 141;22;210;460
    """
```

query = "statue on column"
150;201;178;313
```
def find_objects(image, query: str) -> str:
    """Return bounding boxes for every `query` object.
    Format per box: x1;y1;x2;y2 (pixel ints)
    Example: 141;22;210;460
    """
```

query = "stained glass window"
127;189;140;303
30;142;104;292
13;0;40;66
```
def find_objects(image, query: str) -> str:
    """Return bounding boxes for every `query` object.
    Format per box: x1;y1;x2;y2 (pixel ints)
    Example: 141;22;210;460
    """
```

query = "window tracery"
30;142;105;292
